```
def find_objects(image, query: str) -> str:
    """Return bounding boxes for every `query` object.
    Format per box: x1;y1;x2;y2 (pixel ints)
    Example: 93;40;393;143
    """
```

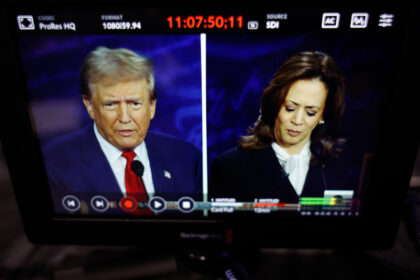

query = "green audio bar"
300;197;334;205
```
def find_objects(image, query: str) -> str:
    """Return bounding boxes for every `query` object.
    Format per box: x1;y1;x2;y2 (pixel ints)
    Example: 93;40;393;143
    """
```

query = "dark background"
3;2;420;279
5;12;420;280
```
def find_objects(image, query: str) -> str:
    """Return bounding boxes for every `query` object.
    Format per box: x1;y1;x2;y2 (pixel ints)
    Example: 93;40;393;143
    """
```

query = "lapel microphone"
310;141;324;160
310;141;327;188
131;160;144;177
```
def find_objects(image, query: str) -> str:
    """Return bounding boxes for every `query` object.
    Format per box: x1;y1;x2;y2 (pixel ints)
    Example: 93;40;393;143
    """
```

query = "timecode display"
167;15;243;29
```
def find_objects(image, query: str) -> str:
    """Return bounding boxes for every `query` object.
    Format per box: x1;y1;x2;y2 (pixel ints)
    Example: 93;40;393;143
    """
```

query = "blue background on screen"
206;33;399;169
18;34;203;150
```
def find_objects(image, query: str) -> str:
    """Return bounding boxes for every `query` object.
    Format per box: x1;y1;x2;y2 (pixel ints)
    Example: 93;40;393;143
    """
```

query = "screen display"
8;5;405;220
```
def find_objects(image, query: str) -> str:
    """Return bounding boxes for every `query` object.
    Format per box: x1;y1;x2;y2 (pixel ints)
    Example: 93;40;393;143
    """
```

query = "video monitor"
1;1;417;247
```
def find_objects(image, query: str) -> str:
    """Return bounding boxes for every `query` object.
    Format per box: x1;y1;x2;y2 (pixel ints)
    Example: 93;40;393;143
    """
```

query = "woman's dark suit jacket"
209;145;357;203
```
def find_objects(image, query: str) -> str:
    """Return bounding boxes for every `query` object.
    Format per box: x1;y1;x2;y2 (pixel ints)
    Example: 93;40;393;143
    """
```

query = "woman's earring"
319;120;325;125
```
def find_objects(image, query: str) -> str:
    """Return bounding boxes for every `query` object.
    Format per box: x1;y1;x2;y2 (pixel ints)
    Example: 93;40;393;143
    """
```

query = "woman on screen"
209;51;347;202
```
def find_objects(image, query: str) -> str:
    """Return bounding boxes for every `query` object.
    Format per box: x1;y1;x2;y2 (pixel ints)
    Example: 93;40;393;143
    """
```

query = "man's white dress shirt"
94;124;155;196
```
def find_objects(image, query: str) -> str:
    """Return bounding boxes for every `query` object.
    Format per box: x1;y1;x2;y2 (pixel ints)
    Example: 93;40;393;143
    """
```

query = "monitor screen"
1;0;417;247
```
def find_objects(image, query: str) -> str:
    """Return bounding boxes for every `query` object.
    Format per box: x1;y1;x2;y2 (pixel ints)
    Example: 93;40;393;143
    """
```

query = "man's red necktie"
121;150;151;215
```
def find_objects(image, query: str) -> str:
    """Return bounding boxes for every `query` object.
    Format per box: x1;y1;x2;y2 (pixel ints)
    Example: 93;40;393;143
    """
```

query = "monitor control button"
90;195;109;212
149;196;166;213
62;195;80;212
119;196;138;213
178;197;196;213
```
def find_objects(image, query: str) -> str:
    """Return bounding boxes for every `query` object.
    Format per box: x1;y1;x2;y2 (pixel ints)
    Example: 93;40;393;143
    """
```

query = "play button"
149;196;166;213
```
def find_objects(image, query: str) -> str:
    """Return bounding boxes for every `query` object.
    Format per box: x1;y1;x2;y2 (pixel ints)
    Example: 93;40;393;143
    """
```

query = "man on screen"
43;46;202;214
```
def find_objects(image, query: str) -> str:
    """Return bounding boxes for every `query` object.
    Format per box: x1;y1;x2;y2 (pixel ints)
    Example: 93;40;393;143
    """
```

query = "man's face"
83;78;156;151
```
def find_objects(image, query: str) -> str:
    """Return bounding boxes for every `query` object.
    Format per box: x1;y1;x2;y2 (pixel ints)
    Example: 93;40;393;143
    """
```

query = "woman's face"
274;78;328;154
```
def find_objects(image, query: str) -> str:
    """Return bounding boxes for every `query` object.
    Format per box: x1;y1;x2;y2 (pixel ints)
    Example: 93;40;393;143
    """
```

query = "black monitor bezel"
0;0;418;249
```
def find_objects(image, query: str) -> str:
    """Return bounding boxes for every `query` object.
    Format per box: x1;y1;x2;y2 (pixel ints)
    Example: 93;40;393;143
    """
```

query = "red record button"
119;196;138;213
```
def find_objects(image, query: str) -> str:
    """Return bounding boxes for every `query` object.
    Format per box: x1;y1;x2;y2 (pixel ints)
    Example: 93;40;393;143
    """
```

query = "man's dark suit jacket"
209;145;357;203
43;125;202;213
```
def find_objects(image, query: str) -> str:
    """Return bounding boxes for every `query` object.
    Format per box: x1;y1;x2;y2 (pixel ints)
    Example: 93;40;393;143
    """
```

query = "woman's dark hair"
240;51;345;160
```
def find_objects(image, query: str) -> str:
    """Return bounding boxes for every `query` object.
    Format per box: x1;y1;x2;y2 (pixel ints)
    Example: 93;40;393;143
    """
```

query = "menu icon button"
379;14;394;27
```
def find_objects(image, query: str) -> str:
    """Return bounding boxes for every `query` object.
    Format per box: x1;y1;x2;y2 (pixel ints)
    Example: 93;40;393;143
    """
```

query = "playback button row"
61;195;196;214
